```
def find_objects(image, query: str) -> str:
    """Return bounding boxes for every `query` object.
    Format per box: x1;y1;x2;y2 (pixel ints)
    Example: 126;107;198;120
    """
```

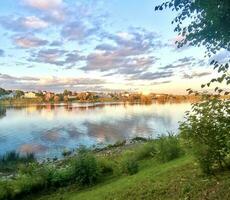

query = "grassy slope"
26;156;230;200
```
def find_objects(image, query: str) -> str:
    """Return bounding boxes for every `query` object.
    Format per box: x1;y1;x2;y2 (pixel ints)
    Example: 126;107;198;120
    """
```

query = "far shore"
0;97;201;107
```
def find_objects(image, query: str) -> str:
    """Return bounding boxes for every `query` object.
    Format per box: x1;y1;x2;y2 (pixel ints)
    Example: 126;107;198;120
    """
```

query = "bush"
134;142;156;161
180;98;230;174
73;152;101;186
49;167;74;187
0;174;48;200
97;157;114;174
0;181;10;200
121;157;139;175
155;135;183;163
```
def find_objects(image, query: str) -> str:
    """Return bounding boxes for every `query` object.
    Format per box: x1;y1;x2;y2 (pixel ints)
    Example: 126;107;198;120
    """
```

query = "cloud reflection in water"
0;103;190;158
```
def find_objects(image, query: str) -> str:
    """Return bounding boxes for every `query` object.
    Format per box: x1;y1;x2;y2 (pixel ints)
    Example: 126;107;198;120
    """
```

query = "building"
24;92;36;98
67;95;77;100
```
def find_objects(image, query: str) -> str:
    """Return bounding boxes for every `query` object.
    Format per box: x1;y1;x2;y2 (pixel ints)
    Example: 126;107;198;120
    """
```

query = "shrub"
121;156;139;175
155;134;183;163
134;142;156;161
73;152;101;186
0;181;11;200
180;98;230;174
49;167;74;187
97;157;114;174
0;174;48;200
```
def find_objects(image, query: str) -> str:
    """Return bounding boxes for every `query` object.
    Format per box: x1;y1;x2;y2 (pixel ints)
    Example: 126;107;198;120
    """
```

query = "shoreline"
0;98;198;107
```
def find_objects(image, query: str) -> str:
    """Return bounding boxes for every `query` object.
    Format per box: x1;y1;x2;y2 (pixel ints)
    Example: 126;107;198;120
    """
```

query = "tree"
54;95;60;103
0;88;9;96
63;89;72;96
64;95;69;102
156;0;230;173
155;0;230;93
15;90;24;98
155;0;230;53
180;98;230;173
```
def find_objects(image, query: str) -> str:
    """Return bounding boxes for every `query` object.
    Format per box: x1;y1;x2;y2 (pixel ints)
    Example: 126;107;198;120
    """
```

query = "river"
0;102;191;158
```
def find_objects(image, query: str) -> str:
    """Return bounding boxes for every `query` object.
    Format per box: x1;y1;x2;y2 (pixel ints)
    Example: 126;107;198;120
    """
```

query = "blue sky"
0;0;217;94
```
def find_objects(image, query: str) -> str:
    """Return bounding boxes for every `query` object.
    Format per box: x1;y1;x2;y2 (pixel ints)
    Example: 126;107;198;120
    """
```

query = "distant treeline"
0;87;229;105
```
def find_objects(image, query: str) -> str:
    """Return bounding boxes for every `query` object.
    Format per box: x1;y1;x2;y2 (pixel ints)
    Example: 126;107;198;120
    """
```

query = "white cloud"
23;0;63;10
116;32;134;41
23;16;49;29
23;0;65;22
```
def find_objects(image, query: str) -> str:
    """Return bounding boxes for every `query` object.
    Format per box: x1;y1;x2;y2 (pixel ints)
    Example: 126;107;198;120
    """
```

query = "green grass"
24;155;230;200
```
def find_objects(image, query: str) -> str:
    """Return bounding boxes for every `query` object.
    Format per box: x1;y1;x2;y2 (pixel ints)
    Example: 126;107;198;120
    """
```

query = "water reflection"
0;107;6;119
0;103;190;158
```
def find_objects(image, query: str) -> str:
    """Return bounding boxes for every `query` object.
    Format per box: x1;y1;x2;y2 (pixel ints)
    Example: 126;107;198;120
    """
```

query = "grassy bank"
25;155;230;200
1;136;229;200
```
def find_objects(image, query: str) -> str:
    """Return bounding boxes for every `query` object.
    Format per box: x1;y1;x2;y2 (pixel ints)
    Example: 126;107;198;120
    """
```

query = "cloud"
211;50;230;64
151;81;171;85
23;0;66;22
182;71;212;79
59;0;108;40
83;28;161;75
22;16;49;29
0;73;39;81
0;73;106;91
160;56;205;70
104;56;156;76
0;49;4;57
160;62;192;70
61;20;99;41
172;35;185;43
0;16;49;32
23;0;63;11
14;35;48;48
50;40;63;46
29;49;85;68
160;64;183;70
85;52;155;73
177;56;195;63
30;49;66;64
129;71;173;81
38;76;106;87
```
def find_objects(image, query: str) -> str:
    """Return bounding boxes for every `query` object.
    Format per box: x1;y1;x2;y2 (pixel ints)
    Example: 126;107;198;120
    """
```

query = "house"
121;92;130;97
24;92;36;98
67;95;77;100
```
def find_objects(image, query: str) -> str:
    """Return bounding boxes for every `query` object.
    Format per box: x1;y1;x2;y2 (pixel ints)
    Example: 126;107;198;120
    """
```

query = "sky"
0;0;222;94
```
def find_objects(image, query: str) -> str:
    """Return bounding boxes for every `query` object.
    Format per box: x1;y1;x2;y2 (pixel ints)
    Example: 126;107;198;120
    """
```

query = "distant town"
0;87;203;105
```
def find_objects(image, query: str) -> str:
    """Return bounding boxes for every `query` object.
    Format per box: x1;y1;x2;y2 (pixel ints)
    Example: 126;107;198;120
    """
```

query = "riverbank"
0;96;202;106
1;136;230;200
25;156;230;200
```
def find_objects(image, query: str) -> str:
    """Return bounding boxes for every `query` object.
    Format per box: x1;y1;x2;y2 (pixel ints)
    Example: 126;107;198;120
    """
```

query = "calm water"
0;103;190;158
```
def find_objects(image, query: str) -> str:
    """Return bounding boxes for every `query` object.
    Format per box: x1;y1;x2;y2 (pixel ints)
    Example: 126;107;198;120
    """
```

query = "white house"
24;92;36;98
